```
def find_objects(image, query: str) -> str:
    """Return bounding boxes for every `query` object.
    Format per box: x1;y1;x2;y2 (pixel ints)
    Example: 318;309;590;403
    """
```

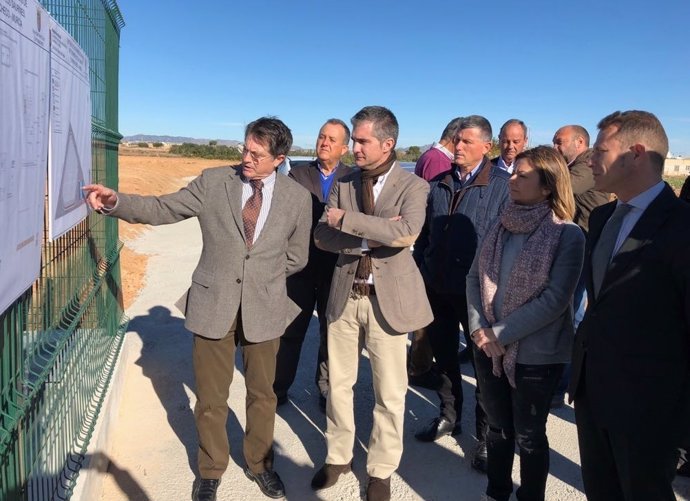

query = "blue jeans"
474;348;563;501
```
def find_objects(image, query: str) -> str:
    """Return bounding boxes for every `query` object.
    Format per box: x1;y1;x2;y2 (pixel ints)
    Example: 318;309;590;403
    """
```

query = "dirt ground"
117;152;234;308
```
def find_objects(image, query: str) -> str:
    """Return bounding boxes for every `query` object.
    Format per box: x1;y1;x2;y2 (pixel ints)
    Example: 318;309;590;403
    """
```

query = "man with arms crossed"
311;106;432;501
569;110;690;501
273;118;353;410
84;117;312;501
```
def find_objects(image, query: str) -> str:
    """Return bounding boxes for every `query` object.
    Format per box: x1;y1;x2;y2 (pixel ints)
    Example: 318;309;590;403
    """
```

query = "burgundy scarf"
353;151;397;296
478;200;565;387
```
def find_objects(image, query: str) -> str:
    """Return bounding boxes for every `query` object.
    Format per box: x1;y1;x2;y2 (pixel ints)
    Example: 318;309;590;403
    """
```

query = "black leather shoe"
415;416;462;442
192;478;220;501
244;468;285;499
471;440;488;474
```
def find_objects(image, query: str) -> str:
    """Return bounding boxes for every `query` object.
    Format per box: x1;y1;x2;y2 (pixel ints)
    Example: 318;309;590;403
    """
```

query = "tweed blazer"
313;162;433;333
111;165;312;342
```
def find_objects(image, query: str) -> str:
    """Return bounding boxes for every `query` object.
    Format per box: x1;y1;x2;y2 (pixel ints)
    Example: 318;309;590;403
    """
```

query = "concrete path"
88;218;690;501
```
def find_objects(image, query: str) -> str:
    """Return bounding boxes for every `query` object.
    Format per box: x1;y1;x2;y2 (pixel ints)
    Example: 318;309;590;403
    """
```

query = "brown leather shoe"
366;476;391;501
311;462;352;490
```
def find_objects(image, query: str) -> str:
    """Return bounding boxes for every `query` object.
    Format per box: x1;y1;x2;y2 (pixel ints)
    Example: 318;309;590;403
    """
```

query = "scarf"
353;151;397;296
478;200;565;387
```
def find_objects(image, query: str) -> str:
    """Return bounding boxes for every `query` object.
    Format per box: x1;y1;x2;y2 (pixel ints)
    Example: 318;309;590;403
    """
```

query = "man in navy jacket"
413;115;510;473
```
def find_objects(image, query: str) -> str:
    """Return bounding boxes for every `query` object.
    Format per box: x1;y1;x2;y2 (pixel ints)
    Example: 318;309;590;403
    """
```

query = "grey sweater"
466;222;585;365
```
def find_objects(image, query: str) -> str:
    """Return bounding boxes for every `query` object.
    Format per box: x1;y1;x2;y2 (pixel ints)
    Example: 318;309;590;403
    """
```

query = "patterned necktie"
242;179;263;249
592;203;632;298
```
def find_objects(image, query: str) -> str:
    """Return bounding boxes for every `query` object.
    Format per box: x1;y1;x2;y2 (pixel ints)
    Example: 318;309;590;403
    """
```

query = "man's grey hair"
440;117;464;142
499;119;527;139
459;115;492;142
322;118;351;145
351;106;399;145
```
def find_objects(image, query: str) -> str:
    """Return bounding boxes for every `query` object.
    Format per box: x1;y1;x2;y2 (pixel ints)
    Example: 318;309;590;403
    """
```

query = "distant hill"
123;134;242;147
122;134;430;152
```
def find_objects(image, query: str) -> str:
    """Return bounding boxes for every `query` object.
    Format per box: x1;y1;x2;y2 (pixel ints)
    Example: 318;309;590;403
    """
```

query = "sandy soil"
117;153;234;308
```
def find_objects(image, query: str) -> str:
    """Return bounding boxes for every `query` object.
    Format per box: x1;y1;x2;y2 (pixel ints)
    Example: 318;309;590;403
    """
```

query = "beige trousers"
325;294;408;479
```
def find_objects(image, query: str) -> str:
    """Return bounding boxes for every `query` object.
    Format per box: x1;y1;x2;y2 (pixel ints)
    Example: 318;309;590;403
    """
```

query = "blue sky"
117;0;690;155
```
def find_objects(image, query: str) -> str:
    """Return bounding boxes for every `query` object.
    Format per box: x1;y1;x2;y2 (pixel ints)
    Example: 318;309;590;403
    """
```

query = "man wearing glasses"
84;117;312;501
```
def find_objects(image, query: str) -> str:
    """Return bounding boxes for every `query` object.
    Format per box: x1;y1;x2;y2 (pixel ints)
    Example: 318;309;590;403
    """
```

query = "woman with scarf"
466;146;585;501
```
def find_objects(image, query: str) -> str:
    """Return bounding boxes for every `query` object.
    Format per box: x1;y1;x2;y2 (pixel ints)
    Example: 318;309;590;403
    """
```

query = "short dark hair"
499;119;527;140
459;115;492;142
440;117;464;142
245;116;293;157
351;106;399;145
597;110;668;172
322;118;351;145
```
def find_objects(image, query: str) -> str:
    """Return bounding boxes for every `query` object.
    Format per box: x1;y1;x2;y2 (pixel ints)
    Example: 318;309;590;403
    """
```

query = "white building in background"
663;155;690;177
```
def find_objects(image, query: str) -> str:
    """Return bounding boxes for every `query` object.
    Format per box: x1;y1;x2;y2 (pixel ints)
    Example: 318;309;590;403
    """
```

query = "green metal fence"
0;1;125;500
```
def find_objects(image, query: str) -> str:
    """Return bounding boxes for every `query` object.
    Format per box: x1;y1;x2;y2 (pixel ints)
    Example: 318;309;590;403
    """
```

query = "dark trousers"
274;272;330;400
474;350;563;501
574;391;679;501
193;315;279;478
555;272;587;399
426;287;486;437
408;327;434;376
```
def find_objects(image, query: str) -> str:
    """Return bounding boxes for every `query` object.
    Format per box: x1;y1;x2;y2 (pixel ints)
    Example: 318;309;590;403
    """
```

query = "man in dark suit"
413;115;510;474
84;117;312;501
569;110;690;501
274;119;353;410
677;176;690;479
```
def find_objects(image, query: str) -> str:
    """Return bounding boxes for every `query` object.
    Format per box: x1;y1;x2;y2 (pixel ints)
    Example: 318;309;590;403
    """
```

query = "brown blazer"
568;149;610;233
314;162;433;333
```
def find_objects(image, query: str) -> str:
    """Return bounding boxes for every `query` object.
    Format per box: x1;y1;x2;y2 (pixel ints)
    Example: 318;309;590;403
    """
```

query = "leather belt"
351;283;376;297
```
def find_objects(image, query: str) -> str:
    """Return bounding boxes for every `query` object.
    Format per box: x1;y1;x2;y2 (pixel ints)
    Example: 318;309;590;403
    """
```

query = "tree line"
169;142;242;160
141;140;501;164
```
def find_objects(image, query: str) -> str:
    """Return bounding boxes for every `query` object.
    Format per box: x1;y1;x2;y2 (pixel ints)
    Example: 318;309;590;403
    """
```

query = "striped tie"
242;179;263;248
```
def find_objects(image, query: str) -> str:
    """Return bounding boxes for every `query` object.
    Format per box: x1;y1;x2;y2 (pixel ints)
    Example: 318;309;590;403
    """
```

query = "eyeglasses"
241;147;272;163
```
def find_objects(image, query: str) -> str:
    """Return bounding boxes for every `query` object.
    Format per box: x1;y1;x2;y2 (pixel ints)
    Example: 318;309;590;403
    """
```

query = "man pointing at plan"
84;117;312;501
